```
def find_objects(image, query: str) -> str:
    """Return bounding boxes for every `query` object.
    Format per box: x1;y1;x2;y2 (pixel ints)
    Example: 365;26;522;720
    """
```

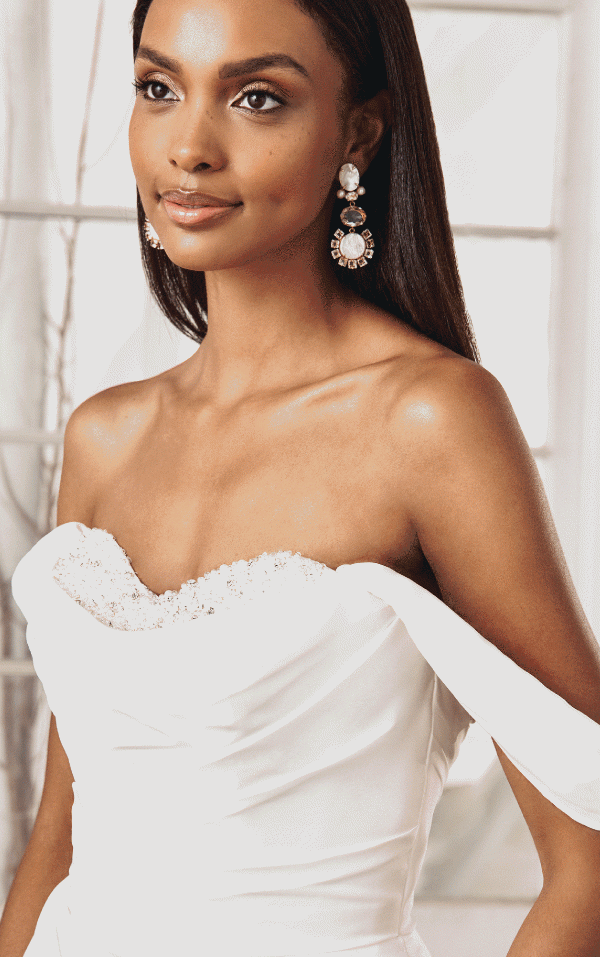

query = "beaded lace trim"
52;525;328;631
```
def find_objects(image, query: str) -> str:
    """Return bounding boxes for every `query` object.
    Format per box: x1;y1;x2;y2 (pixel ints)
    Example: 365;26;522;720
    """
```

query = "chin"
163;236;276;273
158;236;221;271
162;248;231;273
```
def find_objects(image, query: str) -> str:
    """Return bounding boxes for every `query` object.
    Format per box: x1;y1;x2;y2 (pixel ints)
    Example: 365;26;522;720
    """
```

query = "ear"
345;88;391;175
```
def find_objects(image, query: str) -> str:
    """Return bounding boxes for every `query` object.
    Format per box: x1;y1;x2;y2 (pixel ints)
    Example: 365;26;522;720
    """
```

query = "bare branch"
0;447;40;543
75;1;106;205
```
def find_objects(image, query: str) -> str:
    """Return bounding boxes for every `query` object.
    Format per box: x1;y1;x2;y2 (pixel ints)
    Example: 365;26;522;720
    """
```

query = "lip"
161;189;239;208
162;198;241;226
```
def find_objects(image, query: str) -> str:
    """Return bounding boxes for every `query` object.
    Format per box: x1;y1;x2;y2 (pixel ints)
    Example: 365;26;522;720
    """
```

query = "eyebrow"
135;46;310;81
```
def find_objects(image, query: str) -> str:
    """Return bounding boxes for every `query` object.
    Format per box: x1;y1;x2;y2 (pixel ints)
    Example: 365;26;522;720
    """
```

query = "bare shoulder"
344;310;526;472
67;377;157;446
393;349;510;422
56;378;158;527
381;350;550;564
387;349;528;466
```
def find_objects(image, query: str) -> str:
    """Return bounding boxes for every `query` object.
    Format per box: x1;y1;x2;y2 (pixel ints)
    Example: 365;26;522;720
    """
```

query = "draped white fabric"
10;523;600;955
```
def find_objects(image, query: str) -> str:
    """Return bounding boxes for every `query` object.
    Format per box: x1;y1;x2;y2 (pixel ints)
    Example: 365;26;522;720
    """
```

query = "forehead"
139;0;339;82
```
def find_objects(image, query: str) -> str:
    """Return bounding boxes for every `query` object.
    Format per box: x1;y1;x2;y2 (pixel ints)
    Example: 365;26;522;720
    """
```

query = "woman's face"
129;0;354;273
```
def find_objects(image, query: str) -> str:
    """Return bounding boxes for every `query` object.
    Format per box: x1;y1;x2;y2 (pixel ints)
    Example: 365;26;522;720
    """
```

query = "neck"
183;244;363;409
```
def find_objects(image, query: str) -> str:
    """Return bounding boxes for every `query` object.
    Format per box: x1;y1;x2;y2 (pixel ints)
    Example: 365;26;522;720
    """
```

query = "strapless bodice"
11;522;600;957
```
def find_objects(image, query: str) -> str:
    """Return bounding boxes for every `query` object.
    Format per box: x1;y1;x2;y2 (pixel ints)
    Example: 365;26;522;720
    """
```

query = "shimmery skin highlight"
405;401;436;423
173;9;228;68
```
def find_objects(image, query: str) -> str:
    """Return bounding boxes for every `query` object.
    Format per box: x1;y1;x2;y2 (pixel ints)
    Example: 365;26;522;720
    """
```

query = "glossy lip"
162;197;242;227
161;189;240;207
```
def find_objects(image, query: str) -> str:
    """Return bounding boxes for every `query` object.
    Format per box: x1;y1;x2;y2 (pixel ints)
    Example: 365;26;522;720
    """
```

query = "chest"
91;383;430;595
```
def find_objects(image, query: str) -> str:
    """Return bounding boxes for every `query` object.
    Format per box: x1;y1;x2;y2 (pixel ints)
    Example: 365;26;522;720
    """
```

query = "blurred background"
1;0;600;954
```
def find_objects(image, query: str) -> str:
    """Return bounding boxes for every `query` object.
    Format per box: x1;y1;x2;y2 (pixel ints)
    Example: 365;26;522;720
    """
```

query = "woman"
2;0;600;955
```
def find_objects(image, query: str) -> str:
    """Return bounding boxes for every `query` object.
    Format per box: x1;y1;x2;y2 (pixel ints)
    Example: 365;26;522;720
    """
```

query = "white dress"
10;521;600;957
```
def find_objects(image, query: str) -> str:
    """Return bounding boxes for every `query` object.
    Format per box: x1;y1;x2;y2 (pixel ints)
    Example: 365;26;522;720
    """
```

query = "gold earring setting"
144;217;163;250
331;163;374;269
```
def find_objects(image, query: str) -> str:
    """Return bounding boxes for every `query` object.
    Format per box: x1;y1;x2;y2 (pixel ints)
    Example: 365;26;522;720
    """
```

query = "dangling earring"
330;162;374;269
144;217;163;250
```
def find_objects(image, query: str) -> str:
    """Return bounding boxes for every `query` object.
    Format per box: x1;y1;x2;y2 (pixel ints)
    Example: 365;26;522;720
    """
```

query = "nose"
168;101;226;174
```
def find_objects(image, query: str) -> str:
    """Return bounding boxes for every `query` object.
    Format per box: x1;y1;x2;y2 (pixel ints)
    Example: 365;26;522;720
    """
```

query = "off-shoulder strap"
336;562;600;831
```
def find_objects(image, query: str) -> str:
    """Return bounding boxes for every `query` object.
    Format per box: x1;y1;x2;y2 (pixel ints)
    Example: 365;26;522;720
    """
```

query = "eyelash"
132;77;286;114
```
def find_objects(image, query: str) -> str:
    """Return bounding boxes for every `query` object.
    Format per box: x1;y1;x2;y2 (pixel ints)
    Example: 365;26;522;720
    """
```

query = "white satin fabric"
11;522;600;957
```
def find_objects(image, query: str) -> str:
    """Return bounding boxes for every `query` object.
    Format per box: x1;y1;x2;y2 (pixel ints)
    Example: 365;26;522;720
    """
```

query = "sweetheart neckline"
66;522;336;600
36;521;359;634
20;521;439;635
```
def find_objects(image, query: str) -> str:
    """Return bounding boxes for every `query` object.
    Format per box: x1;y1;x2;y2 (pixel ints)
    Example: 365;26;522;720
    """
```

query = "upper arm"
395;358;600;876
398;358;600;723
30;713;74;855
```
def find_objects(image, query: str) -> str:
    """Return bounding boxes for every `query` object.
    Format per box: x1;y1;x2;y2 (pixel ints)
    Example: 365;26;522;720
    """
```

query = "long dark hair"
131;0;479;362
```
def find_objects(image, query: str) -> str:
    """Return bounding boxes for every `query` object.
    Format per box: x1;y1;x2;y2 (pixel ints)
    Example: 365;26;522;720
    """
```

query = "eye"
233;84;285;114
133;77;177;102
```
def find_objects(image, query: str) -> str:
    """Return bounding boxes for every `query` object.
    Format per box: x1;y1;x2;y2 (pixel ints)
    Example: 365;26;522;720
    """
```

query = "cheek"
128;113;163;188
243;118;341;216
128;114;146;181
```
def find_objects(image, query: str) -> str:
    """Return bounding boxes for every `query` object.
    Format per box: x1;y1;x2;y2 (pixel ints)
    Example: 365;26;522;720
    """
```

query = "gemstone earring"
330;162;374;269
144;217;163;250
